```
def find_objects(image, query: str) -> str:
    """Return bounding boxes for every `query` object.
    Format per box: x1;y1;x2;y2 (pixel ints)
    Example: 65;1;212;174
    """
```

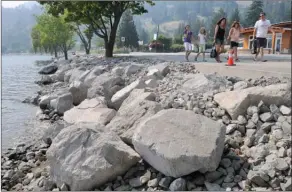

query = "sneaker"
203;60;207;62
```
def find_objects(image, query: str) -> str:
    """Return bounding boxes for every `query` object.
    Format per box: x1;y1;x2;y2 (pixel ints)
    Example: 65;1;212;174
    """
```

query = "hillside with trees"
2;0;291;54
2;2;43;53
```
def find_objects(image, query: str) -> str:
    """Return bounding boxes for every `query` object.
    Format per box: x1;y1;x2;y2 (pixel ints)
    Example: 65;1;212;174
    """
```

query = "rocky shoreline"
2;54;291;191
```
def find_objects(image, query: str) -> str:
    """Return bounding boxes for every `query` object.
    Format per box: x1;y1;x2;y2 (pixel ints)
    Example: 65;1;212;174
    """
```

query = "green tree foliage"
229;7;241;23
39;1;153;57
174;22;185;41
74;24;94;54
227;7;240;36
245;0;264;27
31;26;42;53
2;3;43;53
284;2;292;21
31;12;75;59
209;8;227;40
190;18;206;36
139;28;149;44
157;35;172;51
263;0;292;23
117;10;139;49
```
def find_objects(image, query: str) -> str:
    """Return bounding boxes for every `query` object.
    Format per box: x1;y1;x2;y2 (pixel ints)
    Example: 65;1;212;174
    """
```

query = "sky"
2;1;30;8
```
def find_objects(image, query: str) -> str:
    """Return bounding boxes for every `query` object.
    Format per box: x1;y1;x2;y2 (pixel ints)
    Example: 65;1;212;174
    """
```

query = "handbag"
210;45;217;58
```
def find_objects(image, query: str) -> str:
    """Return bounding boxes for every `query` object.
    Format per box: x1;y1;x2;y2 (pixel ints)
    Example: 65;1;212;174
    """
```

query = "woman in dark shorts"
227;21;245;61
213;18;227;63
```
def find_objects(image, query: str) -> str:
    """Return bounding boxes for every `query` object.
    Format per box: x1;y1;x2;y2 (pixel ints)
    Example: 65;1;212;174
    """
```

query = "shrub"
139;45;149;52
157;35;172;51
173;35;183;45
170;44;185;52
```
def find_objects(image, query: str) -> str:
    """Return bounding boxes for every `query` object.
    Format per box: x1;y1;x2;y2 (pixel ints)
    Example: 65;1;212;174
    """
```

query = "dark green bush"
157;35;172;51
173;35;183;45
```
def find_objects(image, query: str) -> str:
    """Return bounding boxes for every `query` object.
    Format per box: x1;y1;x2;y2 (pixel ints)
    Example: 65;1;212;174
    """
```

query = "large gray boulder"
55;93;74;115
110;79;146;109
132;109;226;177
42;121;68;145
182;73;229;94
69;81;88;105
47;122;140;191
87;73;125;101
68;67;86;83
64;70;72;82
78;70;91;82
107;89;162;144
145;69;163;81
39;65;58;75
111;67;124;76
84;66;104;87
36;75;53;85
55;65;71;82
125;64;143;76
214;84;291;119
148;63;170;77
39;95;57;109
64;97;116;125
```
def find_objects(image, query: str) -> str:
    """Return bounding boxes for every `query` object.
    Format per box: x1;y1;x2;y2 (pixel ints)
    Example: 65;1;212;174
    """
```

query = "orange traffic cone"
226;50;236;66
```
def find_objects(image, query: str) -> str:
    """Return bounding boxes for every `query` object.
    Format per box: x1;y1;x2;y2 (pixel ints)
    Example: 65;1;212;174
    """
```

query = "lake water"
2;55;51;150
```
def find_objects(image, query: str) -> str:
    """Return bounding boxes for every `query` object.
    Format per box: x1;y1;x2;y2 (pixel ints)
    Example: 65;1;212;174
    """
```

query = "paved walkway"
117;52;291;79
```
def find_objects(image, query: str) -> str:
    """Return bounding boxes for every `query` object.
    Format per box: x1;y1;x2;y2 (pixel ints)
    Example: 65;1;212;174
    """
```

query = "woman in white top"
194;27;207;62
227;21;245;61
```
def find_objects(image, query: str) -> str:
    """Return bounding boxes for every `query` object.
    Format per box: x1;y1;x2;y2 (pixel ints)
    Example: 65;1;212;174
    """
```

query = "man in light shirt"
253;12;275;62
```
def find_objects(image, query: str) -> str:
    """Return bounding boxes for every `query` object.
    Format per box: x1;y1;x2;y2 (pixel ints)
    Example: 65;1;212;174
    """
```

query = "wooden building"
241;21;291;54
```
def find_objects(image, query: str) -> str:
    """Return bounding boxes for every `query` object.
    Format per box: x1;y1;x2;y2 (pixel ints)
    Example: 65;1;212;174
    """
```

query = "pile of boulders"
4;55;291;191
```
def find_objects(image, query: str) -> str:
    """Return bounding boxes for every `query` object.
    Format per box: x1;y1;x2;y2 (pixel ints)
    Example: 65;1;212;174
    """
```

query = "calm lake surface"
2;55;51;150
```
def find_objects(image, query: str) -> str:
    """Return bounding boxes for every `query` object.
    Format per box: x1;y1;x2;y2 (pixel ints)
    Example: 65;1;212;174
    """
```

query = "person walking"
213;18;227;63
253;12;275;62
183;25;194;62
227;21;245;61
194;27;207;62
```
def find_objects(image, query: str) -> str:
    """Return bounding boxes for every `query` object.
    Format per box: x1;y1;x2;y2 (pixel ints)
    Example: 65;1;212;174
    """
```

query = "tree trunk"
87;39;92;55
104;39;114;58
85;40;91;54
54;48;58;58
104;16;121;58
64;50;68;60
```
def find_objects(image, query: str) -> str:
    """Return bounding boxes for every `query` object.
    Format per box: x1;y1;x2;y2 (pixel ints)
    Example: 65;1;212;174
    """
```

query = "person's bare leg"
195;52;200;61
187;50;191;60
218;44;224;62
215;44;221;62
234;47;238;60
188;50;191;57
260;47;264;61
254;47;260;61
185;51;188;61
203;52;206;61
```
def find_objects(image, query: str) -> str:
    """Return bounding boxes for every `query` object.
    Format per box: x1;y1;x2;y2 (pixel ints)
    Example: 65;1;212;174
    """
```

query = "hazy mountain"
2;3;43;53
2;1;289;53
